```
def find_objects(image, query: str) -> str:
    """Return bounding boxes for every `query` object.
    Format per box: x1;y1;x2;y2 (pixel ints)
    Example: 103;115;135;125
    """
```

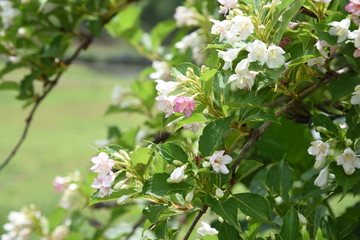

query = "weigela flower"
111;86;127;105
345;0;360;15
210;19;232;42
307;140;331;169
2;210;33;240
350;85;360;105
217;48;241;70
266;44;286;68
197;221;219;236
229;59;258;89
52;176;70;193
175;31;206;64
167;165;187;183
336;148;360;175
229;15;254;41
174;6;198;27
155;95;176;118
246;40;268;65
91;173;115;198
149;61;171;80
349;27;360;48
307;57;326;67
174;96;195;117
155;80;180;96
315;40;329;58
209;150;233;174
90;152;115;177
314;166;334;189
328;18;351;43
183;123;201;133
217;0;237;15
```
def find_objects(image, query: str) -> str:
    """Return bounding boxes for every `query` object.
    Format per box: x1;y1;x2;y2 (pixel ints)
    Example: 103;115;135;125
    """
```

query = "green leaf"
105;105;144;115
245;220;262;240
142;173;190;198
0;81;18;91
132;80;157;111
199;118;231;157
312;114;339;136
200;68;218;82
206;196;241;231
143;204;168;223
233;193;271;223
266;160;293;201
329;76;360;101
157;143;188;164
171;62;200;78
218;222;241;240
331;162;360;199
236;160;264;181
280;207;300;240
151;20;176;50
131;147;153;177
154;219;168;239
175;113;208;131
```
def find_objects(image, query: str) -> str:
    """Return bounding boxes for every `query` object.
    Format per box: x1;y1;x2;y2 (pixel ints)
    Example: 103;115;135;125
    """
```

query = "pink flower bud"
173;96;195;117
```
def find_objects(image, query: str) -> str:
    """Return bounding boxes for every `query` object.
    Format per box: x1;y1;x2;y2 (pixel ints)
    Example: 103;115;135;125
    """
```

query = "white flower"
167;165;187;183
350;85;360;105
91;173;115;198
275;196;283;205
174;6;198;27
315;40;329;58
349;27;360;48
328;18;351;43
266;44;286;68
2;211;32;240
155;80;180;95
217;48;241;70
59;183;82;209
314;166;332;188
185;191;194;202
246;40;268;65
155;95;176;118
183;123;201;133
307;140;331;169
229;59;258;89
197;221;219;236
0;2;19;29
175;31;206;64
209;150;233;174
52;225;69;240
149;61;170;80
210;19;232;41
218;0;237;15
229;15;254;41
307;57;326;67
90;152;115;177
215;188;224;198
117;195;131;205
298;213;308;225
336;148;360;175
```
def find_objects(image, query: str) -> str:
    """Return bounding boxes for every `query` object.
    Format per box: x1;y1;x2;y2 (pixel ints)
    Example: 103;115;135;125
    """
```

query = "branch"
230;71;341;183
183;205;208;240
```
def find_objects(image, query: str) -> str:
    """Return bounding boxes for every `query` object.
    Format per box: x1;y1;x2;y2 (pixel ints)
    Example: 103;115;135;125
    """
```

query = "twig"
230;71;340;183
183;205;208;240
125;215;146;240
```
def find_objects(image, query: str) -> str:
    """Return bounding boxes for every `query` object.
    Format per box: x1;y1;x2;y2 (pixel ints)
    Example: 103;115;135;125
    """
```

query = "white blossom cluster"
0;1;19;29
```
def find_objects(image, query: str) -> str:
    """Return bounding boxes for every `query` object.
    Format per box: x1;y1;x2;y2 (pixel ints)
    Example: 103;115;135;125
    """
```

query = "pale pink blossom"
209;150;233;174
210;19;232;41
174;96;195;117
155;95;176;118
183;123;201;133
345;0;360;15
52;176;69;193
354;48;360;57
90;152;115;177
91;173;115;198
218;0;237;15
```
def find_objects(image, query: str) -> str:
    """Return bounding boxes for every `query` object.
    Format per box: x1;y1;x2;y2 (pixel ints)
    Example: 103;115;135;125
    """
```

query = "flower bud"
275;196;283;205
119;150;130;162
215;188;224;198
114;179;128;190
202;108;209;114
172;160;183;166
218;217;224;223
117;195;131;205
185;191;194;202
346;139;353;146
167;165;187;183
315;126;327;132
202;161;211;167
298;213;307;225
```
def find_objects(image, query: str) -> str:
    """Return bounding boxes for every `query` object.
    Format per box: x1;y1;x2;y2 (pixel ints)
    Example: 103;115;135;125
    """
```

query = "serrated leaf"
237;160;264;181
233;193;271;223
157;143;188;164
207;196;241;231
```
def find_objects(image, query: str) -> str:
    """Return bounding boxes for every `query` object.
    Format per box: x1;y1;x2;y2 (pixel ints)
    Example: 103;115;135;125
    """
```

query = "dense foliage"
1;0;360;239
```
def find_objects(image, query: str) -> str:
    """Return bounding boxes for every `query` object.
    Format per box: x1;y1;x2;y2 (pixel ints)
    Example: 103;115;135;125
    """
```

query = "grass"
0;62;144;228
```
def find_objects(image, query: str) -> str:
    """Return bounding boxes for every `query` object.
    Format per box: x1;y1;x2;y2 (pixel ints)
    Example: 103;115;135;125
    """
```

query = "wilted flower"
246;40;268;65
328;18;351;43
209;150;233;174
217;48;241;70
314;166;333;188
217;0;237;15
155;95;176;118
336;148;360;175
266;44;286;68
197;221;219;236
350;85;360;105
167;165;187;183
90;152;115;177
307;140;331;169
174;96;195;117
174;6;198;27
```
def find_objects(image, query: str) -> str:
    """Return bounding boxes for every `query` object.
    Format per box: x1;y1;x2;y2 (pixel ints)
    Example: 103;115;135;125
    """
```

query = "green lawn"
0;62;143;228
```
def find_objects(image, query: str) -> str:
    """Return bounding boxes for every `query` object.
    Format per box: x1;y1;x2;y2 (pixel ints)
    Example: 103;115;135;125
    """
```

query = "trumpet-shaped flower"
217;48;241;70
229;15;254;40
209;150;233;174
155;80;180;96
174;6;198;27
174;96;195;117
210;19;232;42
345;0;360;15
90;152;115;177
308;140;331;169
336;148;360;175
91;173;115;198
266;44;286;68
197;222;219;236
155;95;176;118
350;85;360;105
218;0;237;15
349;27;360;48
246;40;268;65
328;18;351;43
229;59;258;89
167;165;187;183
314;166;333;189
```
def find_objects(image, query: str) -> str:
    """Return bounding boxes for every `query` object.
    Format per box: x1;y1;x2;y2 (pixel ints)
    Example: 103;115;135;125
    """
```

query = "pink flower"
354;48;360;57
174;96;195;117
90;152;115;177
52;176;69;193
91;173;115;198
209;150;233;174
218;0;237;15
345;0;360;15
155;95;176;118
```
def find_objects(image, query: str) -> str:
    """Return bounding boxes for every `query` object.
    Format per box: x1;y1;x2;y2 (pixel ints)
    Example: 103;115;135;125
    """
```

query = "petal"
343;162;355;175
219;165;230;174
222;155;233;164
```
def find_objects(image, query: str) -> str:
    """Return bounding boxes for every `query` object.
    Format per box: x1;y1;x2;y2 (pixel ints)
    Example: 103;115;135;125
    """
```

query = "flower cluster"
174;6;199;27
90;152;115;198
345;0;360;16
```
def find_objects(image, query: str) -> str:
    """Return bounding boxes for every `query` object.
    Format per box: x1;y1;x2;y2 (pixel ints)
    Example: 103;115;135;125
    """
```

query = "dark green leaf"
218;222;242;240
207;196;241;231
280;207;300;240
331;162;360;199
0;81;18;91
236;160;263;181
233;193;271;223
157;143;188;164
312;114;339;136
266;160;293;201
143;204;168;223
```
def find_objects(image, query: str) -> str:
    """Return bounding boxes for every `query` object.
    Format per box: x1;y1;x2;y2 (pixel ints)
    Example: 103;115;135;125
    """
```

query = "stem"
183;205;208;240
